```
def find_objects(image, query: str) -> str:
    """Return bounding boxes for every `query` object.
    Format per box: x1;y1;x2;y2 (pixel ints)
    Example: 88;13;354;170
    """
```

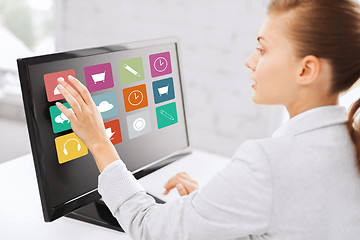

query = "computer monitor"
17;38;191;227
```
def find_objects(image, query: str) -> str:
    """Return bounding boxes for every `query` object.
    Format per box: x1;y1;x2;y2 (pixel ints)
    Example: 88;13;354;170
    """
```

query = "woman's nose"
245;51;258;72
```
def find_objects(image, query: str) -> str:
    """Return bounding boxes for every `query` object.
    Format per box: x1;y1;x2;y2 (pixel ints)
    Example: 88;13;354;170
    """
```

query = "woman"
55;0;360;239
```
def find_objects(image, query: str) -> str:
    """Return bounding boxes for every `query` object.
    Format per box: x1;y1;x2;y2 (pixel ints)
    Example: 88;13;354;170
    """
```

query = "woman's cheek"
256;61;267;84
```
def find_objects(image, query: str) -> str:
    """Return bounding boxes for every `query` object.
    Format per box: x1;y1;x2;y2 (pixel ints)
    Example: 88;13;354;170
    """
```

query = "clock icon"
154;57;168;72
128;90;143;106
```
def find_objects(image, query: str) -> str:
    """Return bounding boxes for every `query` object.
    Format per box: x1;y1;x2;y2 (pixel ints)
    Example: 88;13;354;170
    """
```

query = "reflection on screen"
26;43;188;208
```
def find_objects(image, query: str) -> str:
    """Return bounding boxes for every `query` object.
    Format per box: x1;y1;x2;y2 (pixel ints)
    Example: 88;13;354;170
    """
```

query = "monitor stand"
65;193;165;232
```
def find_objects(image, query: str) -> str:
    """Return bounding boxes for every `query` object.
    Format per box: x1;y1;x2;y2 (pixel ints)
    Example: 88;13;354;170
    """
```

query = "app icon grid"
47;51;179;164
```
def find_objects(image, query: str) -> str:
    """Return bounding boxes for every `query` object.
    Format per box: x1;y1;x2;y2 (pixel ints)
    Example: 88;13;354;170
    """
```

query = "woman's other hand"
163;172;199;196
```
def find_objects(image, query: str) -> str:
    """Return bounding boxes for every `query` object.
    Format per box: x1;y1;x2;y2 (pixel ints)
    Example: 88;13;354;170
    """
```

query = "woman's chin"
252;94;281;105
252;94;262;104
252;94;271;105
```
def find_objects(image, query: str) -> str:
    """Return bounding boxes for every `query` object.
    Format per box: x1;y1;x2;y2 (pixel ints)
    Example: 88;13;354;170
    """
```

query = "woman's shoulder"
239;124;355;174
230;138;278;175
232;137;292;160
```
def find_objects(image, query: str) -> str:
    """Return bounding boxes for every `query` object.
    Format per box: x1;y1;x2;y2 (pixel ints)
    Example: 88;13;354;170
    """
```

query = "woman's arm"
98;140;273;240
55;75;273;239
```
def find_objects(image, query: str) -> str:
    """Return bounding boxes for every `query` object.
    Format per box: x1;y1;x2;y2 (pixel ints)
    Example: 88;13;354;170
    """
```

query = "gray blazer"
98;105;360;240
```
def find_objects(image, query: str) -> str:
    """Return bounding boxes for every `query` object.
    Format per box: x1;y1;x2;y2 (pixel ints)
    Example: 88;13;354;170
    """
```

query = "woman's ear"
296;55;320;86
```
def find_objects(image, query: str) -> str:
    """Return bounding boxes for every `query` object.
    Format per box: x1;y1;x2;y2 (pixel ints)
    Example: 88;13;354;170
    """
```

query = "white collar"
272;105;348;137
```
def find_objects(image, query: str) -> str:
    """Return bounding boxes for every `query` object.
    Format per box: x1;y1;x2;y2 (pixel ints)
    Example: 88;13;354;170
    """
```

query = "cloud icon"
55;113;69;124
97;101;114;113
54;108;73;124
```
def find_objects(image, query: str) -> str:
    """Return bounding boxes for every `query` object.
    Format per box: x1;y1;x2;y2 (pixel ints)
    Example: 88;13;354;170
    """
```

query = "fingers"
176;183;188;196
163;176;185;195
57;77;86;111
163;188;171;195
66;75;95;107
164;172;192;190
56;84;82;115
163;174;182;193
56;101;76;122
163;181;189;196
163;172;198;196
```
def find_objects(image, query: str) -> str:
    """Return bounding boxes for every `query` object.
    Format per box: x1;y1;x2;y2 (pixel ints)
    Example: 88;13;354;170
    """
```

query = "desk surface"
0;150;230;239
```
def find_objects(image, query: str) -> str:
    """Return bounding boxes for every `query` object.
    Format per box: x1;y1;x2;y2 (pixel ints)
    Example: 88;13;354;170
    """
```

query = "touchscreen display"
24;42;189;209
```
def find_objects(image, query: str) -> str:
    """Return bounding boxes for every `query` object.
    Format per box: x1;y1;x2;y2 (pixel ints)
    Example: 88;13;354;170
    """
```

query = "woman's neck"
286;93;339;118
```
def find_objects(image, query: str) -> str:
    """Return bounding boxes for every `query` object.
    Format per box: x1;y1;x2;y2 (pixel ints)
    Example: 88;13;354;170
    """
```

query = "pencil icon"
160;110;174;120
123;64;140;77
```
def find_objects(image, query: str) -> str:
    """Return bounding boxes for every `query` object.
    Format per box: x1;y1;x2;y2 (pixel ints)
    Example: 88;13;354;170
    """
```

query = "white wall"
55;0;286;157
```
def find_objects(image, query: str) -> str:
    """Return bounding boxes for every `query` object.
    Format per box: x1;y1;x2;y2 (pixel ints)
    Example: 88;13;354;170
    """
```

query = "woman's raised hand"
55;75;119;172
163;172;199;196
55;75;109;151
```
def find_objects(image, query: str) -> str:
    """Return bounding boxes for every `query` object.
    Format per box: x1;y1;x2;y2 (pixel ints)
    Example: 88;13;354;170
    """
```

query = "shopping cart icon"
91;71;106;84
158;85;169;96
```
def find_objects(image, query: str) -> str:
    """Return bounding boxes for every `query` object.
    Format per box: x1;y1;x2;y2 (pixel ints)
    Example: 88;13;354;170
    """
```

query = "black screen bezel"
17;38;191;222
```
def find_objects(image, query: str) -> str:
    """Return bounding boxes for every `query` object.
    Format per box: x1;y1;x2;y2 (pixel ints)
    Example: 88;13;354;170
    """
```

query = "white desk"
0;150;230;239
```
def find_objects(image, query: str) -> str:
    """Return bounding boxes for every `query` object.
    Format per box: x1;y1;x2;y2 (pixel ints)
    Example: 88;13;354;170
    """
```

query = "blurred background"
0;0;359;164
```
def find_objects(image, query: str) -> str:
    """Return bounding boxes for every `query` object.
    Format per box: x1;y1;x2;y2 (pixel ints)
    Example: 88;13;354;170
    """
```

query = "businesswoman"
55;0;360;239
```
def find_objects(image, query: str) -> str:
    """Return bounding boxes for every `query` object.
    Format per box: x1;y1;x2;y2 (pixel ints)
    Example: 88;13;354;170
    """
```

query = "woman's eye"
256;47;264;55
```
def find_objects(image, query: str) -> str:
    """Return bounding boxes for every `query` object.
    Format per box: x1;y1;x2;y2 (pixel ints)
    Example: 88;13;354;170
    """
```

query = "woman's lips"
252;79;257;88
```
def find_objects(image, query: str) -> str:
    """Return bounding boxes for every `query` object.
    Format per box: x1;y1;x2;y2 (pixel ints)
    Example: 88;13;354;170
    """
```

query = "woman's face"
245;14;301;105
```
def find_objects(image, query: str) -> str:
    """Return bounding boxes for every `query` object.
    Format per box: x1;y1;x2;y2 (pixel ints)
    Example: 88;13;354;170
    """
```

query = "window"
0;0;54;102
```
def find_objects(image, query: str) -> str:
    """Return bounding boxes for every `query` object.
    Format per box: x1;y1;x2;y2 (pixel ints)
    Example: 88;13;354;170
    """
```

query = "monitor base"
65;193;165;232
